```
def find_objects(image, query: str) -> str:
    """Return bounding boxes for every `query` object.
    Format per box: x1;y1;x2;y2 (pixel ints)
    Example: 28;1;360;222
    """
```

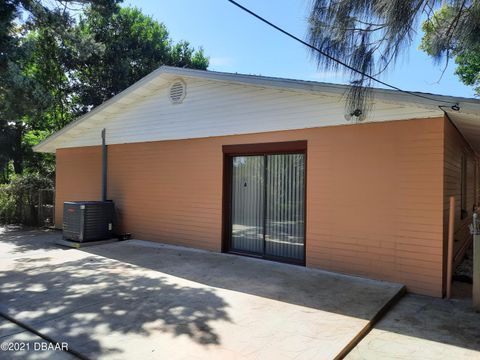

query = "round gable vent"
169;79;186;104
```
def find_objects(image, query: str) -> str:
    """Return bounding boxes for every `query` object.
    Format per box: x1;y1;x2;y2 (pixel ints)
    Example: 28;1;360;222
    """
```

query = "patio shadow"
0;226;66;255
0;252;231;358
81;239;480;355
82;239;403;321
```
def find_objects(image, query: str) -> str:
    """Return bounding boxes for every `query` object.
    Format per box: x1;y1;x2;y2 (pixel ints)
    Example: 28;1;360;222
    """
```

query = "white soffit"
447;111;480;154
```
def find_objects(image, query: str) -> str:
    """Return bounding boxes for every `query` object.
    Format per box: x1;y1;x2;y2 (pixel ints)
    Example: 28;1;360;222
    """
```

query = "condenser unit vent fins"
63;201;114;242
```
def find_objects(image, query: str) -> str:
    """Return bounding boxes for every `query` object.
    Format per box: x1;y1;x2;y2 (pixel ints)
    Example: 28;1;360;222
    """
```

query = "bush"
0;184;16;222
0;174;53;225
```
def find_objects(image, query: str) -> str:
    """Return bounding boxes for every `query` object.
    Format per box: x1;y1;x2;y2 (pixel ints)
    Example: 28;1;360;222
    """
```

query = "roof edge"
34;65;170;152
34;65;480;153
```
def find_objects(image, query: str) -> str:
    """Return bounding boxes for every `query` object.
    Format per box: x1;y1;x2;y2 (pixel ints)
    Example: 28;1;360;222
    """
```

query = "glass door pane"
231;156;264;254
265;154;305;261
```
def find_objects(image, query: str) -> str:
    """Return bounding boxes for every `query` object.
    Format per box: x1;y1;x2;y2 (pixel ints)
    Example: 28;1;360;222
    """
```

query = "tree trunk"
11;123;24;174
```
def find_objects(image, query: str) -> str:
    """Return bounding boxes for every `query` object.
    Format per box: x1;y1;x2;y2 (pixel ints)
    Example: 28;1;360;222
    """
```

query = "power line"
226;0;460;108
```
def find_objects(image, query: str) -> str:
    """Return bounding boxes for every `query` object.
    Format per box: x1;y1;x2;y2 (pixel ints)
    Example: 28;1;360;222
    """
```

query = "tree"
0;0;121;177
307;0;480;113
0;28;52;174
454;50;480;94
420;3;480;95
0;1;209;225
73;6;209;109
0;1;209;181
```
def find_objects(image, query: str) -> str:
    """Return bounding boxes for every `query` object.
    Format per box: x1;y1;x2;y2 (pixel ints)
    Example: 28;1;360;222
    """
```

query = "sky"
125;0;475;98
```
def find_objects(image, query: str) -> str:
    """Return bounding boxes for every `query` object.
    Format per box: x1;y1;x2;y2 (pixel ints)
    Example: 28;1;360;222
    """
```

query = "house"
34;66;480;297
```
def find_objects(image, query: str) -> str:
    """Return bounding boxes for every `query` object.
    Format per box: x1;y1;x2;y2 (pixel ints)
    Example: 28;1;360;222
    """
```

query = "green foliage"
308;1;480;112
170;41;209;69
74;6;209;108
0;173;53;224
0;1;209;192
420;4;480;96
420;5;454;57
0;1;209;225
455;50;480;94
0;183;16;223
22;129;55;179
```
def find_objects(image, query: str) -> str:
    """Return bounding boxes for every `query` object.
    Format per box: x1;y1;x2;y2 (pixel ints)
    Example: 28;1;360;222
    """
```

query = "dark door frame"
221;140;308;265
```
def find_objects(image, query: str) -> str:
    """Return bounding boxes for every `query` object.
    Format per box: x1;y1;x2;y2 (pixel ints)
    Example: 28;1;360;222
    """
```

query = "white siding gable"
53;76;442;150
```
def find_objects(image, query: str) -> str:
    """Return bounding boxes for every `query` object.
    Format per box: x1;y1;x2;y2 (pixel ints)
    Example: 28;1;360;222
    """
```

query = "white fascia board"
34;65;480;153
160;66;480;113
33;66;168;153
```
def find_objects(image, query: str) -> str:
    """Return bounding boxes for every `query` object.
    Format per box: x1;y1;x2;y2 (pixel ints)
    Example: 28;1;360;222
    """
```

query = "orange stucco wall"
55;145;102;207
56;117;448;296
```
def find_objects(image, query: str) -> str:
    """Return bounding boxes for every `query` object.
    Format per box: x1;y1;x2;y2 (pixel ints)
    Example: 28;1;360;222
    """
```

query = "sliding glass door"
228;152;305;263
231;156;265;254
265;154;305;261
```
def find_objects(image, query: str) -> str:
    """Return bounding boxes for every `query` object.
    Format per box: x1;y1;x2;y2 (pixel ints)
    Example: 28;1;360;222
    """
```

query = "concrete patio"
0;226;404;359
346;291;480;360
3;227;480;359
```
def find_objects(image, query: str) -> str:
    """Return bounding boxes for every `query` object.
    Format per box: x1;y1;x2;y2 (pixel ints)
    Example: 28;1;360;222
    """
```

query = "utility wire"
227;0;460;108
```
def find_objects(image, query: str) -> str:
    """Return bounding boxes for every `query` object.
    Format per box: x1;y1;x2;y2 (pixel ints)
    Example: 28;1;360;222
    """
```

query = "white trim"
33;66;480;153
33;66;167;152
